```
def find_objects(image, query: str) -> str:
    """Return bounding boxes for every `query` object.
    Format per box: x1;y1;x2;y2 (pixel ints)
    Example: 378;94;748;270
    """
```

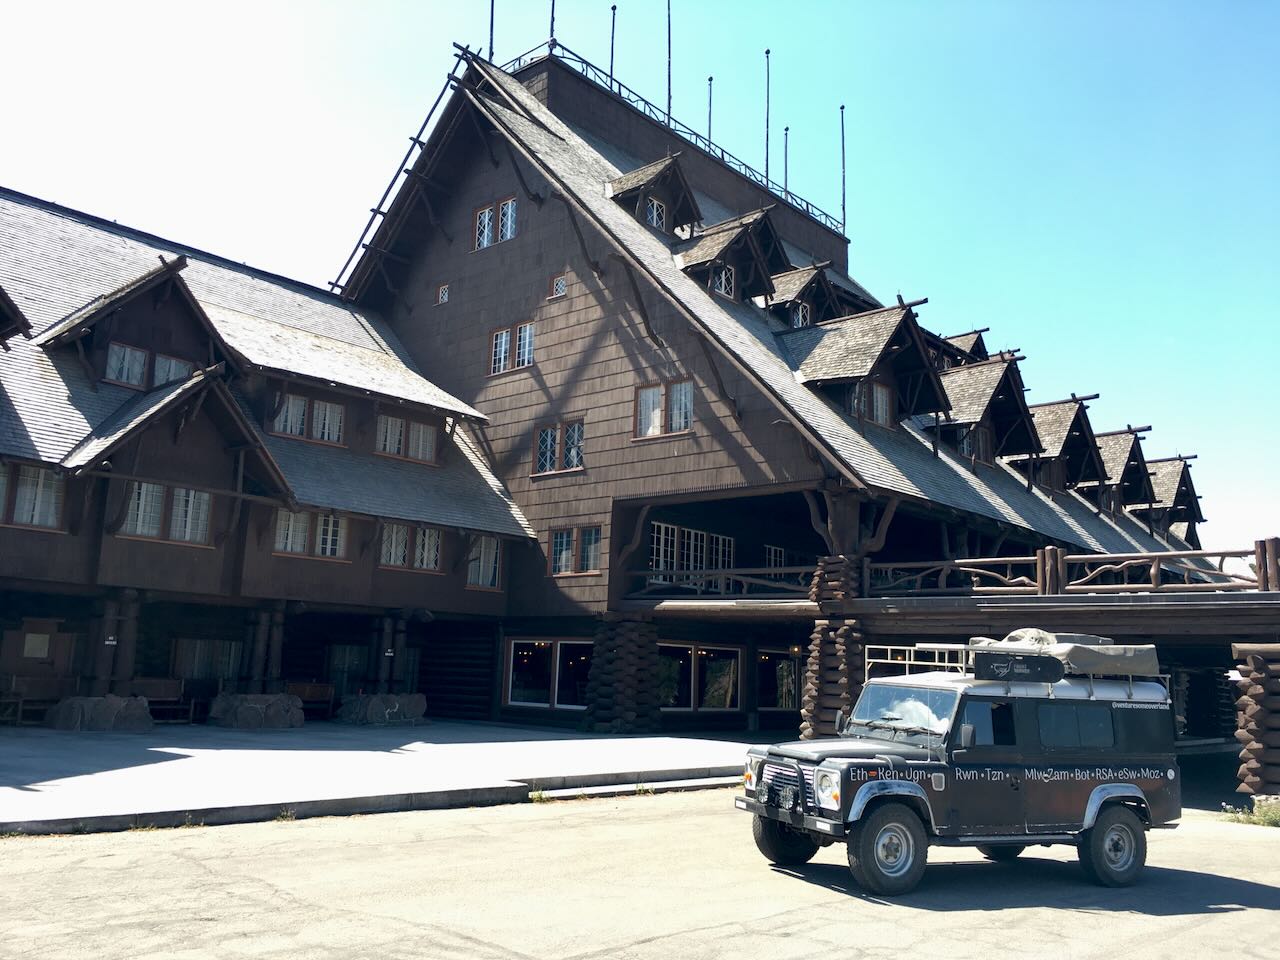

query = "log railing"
625;565;816;600
867;538;1279;598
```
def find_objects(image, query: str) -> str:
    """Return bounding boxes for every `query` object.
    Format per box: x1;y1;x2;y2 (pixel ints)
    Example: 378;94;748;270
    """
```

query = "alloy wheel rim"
873;824;914;878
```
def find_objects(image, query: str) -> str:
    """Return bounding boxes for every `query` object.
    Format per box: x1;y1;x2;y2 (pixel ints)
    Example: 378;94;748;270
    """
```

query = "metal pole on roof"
784;126;789;195
666;0;672;120
839;104;847;234
609;5;617;81
707;75;713;140
550;0;556;42
488;0;495;61
764;49;771;183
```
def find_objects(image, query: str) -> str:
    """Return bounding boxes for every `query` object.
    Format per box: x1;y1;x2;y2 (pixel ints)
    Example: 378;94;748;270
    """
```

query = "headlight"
743;756;763;791
815;767;841;810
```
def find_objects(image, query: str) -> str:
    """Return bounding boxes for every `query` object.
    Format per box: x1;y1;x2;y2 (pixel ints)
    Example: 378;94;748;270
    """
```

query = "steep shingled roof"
937;359;1014;425
778;306;908;383
447;54;1180;552
1027;399;1082;461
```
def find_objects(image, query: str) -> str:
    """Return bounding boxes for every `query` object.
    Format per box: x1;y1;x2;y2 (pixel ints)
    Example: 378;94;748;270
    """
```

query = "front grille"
761;761;816;808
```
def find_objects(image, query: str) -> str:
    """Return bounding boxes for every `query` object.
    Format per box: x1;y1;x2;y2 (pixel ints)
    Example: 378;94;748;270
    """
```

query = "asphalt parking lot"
1;787;1276;960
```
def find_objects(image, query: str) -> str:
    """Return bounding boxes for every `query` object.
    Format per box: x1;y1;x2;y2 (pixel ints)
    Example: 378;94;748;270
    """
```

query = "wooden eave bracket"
498;137;545;207
696;334;740;424
551;191;604;277
803;490;836;554
615;504;654;572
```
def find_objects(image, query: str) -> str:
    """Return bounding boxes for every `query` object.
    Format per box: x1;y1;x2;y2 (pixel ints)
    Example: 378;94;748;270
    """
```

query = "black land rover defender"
736;647;1180;895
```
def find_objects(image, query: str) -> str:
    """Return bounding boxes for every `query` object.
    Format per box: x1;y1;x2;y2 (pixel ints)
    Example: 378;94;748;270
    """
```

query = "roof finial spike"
609;5;617;80
839;104;847;235
764;49;771;183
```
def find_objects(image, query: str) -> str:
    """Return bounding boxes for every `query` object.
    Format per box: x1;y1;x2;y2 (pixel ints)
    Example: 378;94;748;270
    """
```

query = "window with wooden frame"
506;638;594;709
474;205;495;250
310;399;345;445
657;644;741;711
274;510;309;555
498;197;518;241
533;420;585;475
376;414;437;463
645;196;667;231
314;514;346;558
548;272;568;299
272;509;347;560
104;341;148;387
120;482;212;545
490;322;535;375
849;380;894;427
648;521;735;592
959;424;994;463
466;534;501;588
436;283;450;305
790;302;811;328
711;263;736;300
272;394;308;437
634;379;693;438
379;521;442;571
154;354;194;385
1;464;64;530
548;525;601;576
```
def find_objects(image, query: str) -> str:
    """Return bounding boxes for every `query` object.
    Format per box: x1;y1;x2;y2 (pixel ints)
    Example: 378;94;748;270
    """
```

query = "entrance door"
945;696;1026;836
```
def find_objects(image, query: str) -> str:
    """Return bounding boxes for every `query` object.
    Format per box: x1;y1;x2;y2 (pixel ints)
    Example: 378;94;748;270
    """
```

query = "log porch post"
582;615;661;734
391;615;409;693
266;604;285;693
249;609;270;694
89;595;121;697
377;615;394;694
110;589;141;693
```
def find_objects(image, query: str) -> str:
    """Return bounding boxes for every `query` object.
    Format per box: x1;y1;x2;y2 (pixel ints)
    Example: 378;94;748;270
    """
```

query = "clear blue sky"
3;1;1276;550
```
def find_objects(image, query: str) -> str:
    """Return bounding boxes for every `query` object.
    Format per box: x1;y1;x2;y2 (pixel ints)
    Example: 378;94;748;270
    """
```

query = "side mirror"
955;723;975;751
834;710;848;736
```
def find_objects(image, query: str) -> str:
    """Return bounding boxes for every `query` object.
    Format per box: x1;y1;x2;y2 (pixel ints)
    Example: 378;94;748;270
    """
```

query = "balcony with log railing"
621;538;1280;604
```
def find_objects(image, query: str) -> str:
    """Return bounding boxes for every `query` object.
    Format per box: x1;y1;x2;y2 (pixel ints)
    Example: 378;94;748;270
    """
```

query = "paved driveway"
1;788;1276;960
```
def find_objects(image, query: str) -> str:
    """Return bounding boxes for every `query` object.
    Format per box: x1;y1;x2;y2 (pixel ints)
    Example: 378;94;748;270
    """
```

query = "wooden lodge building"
1;41;1275;738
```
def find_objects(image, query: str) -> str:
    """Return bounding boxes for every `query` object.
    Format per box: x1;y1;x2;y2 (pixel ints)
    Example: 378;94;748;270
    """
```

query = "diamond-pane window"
550;273;568;298
437;284;449;304
790;302;811;328
381;522;410;567
475;206;494;249
498;198;517;241
414;526;441;570
562;421;584;470
536;427;558;474
645;196;667;230
712;264;735;299
105;342;148;386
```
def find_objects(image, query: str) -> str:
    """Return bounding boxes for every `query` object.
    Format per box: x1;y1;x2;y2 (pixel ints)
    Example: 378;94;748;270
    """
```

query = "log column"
111;589;141;693
249;609;270;694
391;615;409;693
90;596;121;697
582;616;661;734
1231;643;1280;797
800;555;865;739
266;604;285;693
377;615;394;694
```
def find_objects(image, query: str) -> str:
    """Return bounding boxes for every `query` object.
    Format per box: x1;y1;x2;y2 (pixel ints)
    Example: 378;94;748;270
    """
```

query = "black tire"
1078;805;1146;887
977;844;1025;862
752;815;819;866
846;802;928;895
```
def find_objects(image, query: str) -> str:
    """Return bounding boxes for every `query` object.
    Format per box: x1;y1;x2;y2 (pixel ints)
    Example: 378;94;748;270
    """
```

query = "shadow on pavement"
775;855;1280;914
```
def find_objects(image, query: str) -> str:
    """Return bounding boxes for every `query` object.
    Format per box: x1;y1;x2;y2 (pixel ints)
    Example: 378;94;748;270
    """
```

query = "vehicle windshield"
845;683;958;744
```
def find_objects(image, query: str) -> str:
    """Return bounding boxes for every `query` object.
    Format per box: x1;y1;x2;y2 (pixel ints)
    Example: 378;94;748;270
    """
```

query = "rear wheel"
846;803;928;895
752;815;819;865
977;844;1025;862
1078;805;1146;886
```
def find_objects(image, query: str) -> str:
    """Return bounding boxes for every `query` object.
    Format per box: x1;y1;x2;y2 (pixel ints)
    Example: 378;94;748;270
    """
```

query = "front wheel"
977;844;1025;862
752;815;819;865
847;802;928;895
1078;805;1146;886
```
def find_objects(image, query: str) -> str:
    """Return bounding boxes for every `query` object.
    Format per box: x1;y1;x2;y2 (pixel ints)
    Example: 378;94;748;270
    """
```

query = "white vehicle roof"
868;671;1170;704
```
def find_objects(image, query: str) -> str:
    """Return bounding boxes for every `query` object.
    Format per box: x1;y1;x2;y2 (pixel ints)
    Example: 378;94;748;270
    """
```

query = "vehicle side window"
960;699;1016;746
1038;703;1114;749
1114;705;1175;753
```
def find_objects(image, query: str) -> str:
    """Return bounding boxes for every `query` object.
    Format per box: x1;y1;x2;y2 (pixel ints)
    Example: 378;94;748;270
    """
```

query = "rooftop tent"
606;153;702;233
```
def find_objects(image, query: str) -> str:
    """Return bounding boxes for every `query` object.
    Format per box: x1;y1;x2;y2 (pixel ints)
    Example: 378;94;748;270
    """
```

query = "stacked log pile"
335;693;427;725
208;693;305;729
1231;644;1280;796
581;618;661;734
45;695;153;732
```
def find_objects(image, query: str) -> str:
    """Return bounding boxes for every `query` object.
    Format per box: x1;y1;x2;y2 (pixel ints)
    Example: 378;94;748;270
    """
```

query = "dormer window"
105;342;147;387
154;354;193;385
273;395;308;437
850;381;894;427
712;264;736;300
645;196;667;231
310;400;345;445
960;425;993;463
790;302;811;328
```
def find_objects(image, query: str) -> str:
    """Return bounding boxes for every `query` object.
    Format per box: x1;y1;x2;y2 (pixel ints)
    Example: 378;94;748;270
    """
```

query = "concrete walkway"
0;721;752;834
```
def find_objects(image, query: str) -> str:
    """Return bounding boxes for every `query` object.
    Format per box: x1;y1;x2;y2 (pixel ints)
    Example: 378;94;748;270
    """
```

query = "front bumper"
735;795;846;837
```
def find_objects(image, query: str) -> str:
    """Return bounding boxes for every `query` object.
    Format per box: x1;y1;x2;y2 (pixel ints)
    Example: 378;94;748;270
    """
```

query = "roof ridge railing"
500;40;846;235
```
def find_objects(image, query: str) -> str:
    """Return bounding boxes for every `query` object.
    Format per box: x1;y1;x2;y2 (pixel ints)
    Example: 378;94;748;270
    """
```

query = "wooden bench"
285;681;335;721
0;675;80;725
117;677;196;724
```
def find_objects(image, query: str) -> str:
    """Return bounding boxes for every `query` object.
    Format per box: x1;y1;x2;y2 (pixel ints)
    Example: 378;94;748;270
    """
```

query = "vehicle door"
1021;700;1117;833
944;695;1026;836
